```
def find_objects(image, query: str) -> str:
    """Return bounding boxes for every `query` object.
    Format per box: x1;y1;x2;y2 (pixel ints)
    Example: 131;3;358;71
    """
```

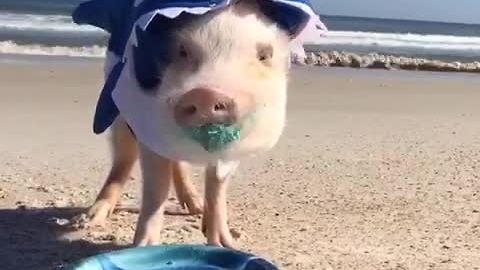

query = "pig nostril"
214;103;226;111
183;105;197;116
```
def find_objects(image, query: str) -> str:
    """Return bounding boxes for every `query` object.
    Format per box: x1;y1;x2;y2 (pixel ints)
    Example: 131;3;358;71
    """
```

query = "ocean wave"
0;41;106;58
0;0;82;16
314;31;480;52
0;11;102;33
1;28;479;60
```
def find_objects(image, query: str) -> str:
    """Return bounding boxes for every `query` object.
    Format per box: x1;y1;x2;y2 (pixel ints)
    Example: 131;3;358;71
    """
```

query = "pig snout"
174;88;241;127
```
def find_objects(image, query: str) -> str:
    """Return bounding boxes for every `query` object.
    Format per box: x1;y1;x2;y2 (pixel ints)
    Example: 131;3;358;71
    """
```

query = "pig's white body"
72;0;326;248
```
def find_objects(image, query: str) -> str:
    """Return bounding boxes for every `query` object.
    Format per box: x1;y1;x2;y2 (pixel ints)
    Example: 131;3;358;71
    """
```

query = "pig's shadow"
0;207;126;270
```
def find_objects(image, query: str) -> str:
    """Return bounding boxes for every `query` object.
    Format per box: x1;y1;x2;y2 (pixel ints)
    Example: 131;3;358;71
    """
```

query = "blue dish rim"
65;244;279;270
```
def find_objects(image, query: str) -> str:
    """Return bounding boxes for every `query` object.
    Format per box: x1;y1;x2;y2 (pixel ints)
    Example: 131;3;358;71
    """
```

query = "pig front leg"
172;161;204;214
133;144;172;246
202;161;239;247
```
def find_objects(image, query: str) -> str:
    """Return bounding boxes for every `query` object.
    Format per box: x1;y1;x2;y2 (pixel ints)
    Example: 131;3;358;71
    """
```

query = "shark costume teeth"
72;0;327;162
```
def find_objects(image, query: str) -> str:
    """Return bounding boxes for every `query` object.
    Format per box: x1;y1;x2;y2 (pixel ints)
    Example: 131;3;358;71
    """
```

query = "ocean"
1;0;480;61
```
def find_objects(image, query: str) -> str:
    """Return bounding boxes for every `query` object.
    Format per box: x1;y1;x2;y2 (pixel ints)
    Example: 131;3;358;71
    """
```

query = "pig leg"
74;118;138;226
133;144;171;246
202;161;239;247
172;161;203;214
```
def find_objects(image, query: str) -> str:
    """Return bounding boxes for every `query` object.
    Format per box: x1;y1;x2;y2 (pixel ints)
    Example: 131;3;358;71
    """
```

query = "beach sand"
1;56;480;270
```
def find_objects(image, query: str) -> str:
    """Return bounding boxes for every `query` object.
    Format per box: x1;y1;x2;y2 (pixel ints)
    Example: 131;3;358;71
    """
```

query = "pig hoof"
206;227;234;248
133;235;161;247
202;219;234;248
133;227;161;246
178;193;204;215
133;215;163;247
70;200;113;228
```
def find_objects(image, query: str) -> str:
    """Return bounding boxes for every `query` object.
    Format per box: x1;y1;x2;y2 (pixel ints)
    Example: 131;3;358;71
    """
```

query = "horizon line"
317;13;480;26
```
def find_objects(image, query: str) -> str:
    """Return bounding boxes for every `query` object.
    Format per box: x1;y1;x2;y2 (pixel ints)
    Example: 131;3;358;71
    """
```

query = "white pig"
72;0;326;247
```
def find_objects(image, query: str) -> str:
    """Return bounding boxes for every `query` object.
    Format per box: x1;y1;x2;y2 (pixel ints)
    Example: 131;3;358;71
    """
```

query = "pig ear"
255;0;327;40
257;0;310;38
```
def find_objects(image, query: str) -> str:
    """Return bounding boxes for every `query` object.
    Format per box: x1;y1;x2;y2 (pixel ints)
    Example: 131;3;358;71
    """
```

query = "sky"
312;0;480;24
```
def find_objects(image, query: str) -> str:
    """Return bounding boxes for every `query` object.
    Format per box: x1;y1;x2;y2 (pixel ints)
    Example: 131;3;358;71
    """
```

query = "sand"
1;56;480;270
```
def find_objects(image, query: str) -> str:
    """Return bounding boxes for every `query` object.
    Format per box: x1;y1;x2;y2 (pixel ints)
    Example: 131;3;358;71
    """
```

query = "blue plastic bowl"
66;244;279;270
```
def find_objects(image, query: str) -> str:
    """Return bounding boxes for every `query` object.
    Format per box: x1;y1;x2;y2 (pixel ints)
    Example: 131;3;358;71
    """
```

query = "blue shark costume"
72;0;327;160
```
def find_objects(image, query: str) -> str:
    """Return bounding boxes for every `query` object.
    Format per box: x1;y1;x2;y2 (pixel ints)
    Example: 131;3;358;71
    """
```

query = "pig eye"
256;43;273;64
179;45;188;59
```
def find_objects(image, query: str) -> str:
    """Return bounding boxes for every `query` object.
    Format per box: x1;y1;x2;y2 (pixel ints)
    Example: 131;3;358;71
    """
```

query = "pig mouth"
183;123;242;153
182;115;254;153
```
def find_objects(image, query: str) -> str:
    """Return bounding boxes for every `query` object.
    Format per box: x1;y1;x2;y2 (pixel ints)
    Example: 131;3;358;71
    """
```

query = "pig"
71;0;326;247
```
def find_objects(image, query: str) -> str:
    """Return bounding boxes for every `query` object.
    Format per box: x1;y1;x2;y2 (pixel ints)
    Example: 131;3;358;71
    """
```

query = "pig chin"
166;117;285;163
223;115;285;159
